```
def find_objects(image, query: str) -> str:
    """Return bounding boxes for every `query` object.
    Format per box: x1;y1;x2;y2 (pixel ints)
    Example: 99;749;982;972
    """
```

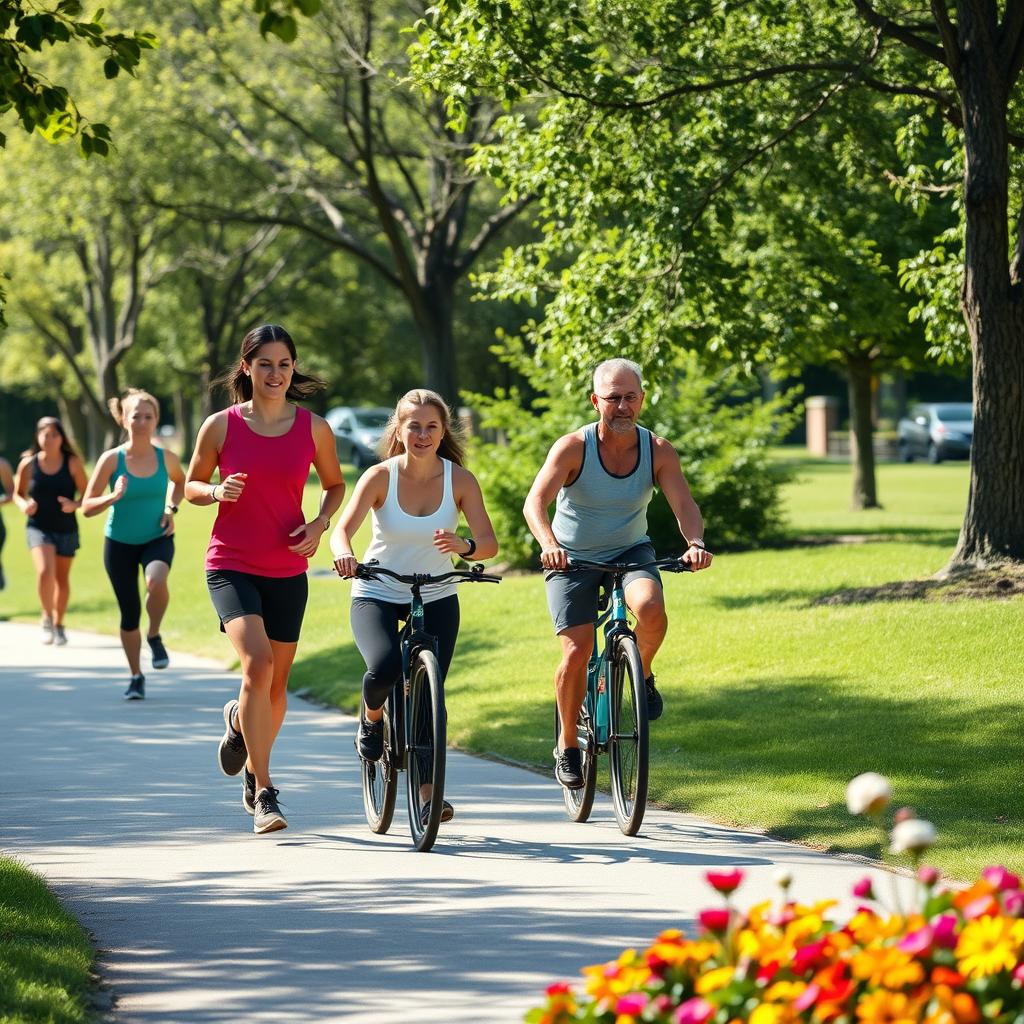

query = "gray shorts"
544;541;661;635
27;526;80;558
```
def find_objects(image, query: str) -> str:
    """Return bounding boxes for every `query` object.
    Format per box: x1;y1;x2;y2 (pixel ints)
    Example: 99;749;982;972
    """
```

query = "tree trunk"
949;11;1024;566
846;355;880;509
417;279;458;400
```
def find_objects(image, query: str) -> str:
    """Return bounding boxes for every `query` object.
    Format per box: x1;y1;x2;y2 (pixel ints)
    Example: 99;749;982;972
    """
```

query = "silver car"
326;406;392;468
897;402;973;463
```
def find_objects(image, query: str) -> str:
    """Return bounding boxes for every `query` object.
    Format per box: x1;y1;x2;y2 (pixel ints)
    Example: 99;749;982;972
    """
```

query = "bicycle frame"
586;573;634;750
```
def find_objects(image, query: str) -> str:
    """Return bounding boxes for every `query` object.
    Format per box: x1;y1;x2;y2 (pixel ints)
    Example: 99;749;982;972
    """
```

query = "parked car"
897;402;973;463
325;406;391;468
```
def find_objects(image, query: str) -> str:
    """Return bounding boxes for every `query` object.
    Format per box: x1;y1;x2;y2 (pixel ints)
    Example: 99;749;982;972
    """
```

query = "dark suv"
896;402;973;463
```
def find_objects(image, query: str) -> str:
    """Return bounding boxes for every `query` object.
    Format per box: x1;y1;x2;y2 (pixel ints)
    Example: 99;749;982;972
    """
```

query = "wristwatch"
318;514;331;530
688;538;706;549
165;504;179;514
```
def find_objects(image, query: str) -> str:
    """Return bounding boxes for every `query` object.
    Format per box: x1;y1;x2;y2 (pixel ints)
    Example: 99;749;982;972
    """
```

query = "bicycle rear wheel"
608;635;649;835
360;697;397;833
554;701;597;822
406;649;446;852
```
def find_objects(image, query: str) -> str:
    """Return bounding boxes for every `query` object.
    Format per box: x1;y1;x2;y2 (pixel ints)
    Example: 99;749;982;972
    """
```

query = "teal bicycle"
554;555;693;836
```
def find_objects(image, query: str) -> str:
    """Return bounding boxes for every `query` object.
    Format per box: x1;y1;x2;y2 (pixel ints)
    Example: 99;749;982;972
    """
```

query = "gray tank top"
551;423;655;560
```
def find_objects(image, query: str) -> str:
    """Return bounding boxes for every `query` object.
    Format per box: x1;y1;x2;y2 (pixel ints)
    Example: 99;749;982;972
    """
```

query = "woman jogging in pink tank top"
185;324;345;835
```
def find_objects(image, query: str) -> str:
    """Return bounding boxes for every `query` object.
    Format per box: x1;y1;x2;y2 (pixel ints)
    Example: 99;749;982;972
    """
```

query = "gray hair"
592;358;644;394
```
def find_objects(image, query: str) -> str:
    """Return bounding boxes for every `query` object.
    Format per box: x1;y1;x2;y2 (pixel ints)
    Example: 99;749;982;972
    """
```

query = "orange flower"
850;946;924;989
855;990;924;1024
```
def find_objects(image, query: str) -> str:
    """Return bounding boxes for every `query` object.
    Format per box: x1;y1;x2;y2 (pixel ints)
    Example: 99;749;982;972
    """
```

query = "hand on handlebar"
540;545;569;571
681;543;713;571
333;554;358;579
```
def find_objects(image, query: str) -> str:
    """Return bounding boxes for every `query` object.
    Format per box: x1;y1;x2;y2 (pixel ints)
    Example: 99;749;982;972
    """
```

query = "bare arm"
185;413;235;506
330;464;388;576
56;455;89;514
652;436;712;570
81;450;123;517
158;450;188;536
12;457;35;515
0;458;13;504
438;466;498;560
523;433;584;569
287;415;346;557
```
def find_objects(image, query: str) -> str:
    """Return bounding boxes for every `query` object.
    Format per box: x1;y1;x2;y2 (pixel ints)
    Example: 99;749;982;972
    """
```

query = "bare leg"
144;561;170;637
30;544;55;622
625;578;667;678
53;555;73;625
223;616;276;793
120;629;142;675
555;624;593;750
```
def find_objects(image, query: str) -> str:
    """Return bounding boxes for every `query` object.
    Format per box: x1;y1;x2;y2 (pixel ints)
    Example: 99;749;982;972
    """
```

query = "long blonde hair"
379;389;466;466
108;389;160;435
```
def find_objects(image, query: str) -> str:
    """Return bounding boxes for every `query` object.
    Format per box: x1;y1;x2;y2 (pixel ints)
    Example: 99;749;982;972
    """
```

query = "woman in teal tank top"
82;390;186;699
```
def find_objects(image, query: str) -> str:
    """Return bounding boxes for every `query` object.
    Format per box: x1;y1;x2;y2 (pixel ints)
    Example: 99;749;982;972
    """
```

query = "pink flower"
917;865;941;886
893;806;917;823
705;869;744;895
931;914;959;948
898;925;934;956
964;895;1000;919
546;981;572;997
982;865;1021;891
852;877;874;899
615;993;648;1015
794;985;821;1012
1003;889;1024;917
675;997;715;1024
1014;964;1024;984
793;939;828;974
698;908;731;932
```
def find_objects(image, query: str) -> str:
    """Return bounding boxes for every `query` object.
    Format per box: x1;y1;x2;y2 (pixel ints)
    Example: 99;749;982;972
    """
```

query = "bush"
465;354;798;568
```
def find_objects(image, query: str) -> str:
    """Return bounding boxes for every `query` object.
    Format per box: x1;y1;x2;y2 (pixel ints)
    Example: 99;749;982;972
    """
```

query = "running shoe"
54;624;67;646
356;714;384;761
124;674;145;700
242;768;256;816
218;700;247;776
41;618;54;645
645;675;664;721
253;787;287;834
147;634;169;669
419;799;455;827
554;747;584;789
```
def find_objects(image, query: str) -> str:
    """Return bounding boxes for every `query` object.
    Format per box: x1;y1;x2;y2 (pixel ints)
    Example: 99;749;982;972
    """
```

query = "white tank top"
351;456;460;604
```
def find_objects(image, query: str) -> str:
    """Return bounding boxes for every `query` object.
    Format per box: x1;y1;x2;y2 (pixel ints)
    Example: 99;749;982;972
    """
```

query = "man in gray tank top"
523;358;713;790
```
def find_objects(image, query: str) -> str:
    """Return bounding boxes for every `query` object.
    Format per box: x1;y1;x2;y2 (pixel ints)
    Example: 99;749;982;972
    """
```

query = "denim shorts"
27;526;80;558
543;540;661;635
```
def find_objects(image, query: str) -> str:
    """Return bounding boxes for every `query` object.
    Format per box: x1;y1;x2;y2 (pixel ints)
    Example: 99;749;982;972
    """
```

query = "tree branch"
1002;0;1024;83
452;194;535;277
851;0;948;65
929;0;963;82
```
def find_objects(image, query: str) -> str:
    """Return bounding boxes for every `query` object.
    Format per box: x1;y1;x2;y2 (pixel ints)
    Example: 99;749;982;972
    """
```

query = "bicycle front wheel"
554;702;597;822
360;697;398;834
608;635;649;835
406;649;446;852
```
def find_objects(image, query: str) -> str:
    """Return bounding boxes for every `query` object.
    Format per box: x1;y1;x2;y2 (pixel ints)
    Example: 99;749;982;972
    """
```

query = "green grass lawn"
0;857;96;1023
2;454;1020;881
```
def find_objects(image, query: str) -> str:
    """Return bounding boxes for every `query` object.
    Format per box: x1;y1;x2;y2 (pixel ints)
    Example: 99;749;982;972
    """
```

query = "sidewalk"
2;620;900;1023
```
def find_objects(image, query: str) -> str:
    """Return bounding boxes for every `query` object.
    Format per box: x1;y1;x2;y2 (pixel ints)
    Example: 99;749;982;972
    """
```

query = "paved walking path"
2;621;901;1023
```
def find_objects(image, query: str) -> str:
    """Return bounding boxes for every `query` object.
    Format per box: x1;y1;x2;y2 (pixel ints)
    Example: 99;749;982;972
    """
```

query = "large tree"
415;0;1024;567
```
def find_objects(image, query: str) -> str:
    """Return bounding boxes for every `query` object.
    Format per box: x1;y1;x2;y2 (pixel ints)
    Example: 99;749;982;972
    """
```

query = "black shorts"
206;569;309;644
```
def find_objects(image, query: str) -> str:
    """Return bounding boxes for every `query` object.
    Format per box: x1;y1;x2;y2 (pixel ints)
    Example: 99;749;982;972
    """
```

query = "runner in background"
0;456;14;591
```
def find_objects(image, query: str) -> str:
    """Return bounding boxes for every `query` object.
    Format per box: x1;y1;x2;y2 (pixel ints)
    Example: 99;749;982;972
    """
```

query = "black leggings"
350;595;460;711
104;535;175;631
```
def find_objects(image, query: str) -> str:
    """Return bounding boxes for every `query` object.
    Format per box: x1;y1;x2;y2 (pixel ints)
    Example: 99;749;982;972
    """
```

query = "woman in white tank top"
330;389;498;825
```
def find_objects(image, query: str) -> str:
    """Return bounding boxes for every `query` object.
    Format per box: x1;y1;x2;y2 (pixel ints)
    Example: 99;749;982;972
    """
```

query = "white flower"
890;818;937;854
845;772;893;816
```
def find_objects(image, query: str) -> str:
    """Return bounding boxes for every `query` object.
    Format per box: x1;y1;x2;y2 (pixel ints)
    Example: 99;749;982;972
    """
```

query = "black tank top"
28;454;78;533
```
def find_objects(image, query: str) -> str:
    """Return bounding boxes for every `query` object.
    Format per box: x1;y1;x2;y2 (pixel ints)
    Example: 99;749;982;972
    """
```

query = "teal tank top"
551;423;655;560
105;447;169;545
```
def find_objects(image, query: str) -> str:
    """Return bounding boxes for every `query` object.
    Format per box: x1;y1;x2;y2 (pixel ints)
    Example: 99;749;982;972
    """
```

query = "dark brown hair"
24;416;80;459
379;389;466;466
213;324;326;405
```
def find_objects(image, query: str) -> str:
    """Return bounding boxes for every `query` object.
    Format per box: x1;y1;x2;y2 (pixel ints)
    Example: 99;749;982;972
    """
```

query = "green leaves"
251;0;320;40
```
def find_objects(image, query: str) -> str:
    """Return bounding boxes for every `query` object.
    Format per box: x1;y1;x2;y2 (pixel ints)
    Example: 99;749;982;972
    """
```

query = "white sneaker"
54;625;67;646
41;618;54;645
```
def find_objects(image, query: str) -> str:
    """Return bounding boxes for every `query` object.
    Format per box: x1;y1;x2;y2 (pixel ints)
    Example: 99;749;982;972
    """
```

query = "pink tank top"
205;404;316;577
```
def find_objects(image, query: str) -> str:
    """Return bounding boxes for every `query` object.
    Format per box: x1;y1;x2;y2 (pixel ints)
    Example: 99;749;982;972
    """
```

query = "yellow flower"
696;965;736;994
956;916;1024;980
750;1005;791;1024
856;990;923;1024
764;980;807;1003
850;947;924;989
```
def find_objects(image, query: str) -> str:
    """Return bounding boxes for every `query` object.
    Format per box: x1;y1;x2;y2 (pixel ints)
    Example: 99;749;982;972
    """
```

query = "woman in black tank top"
13;417;88;645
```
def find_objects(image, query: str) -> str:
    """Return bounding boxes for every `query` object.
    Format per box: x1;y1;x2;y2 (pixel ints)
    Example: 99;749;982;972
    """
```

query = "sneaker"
147;634;169;669
242;768;256;816
356;714;384;761
124;674;145;700
253;787;287;834
419;798;455;827
54;624;67;646
555;747;585;790
645;675;664;721
218;700;247;776
41;618;54;645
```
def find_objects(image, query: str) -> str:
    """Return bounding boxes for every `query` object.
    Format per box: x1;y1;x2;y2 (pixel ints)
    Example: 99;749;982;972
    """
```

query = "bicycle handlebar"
557;555;698;574
336;559;502;586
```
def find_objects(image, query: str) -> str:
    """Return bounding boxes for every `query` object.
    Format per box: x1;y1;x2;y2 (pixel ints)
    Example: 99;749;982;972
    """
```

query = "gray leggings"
350;595;460;711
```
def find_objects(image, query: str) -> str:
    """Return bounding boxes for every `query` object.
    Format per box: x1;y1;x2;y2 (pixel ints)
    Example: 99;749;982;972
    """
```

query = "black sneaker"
555;747;584;789
242;768;256;816
419;798;455;827
147;634;169;670
645;675;664;721
356;715;384;761
253;787;287;834
124;674;145;700
218;700;247;776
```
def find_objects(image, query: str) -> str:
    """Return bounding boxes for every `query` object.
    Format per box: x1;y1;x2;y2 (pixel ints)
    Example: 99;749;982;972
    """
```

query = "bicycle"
338;559;501;852
553;555;695;836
